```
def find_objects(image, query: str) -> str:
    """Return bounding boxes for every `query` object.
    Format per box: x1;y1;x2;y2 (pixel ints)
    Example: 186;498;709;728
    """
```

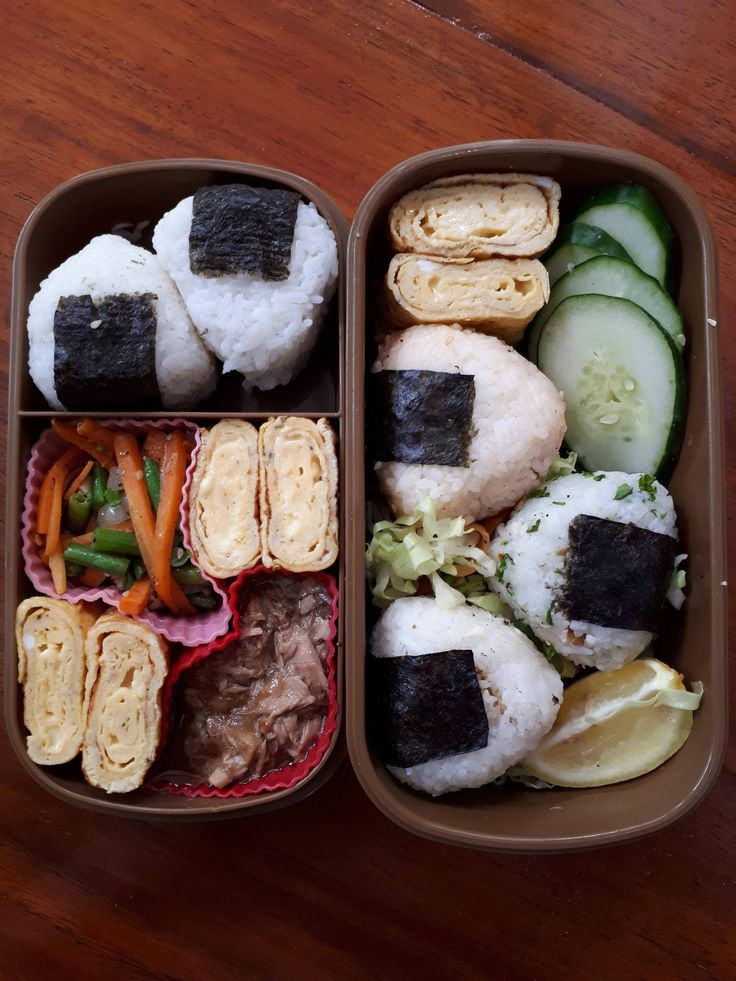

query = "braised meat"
180;576;332;787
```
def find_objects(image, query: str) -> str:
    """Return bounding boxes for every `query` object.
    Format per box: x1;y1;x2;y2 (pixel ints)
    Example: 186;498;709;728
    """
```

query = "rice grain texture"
153;198;338;391
490;472;679;671
27;234;217;410
371;598;563;795
372;324;566;521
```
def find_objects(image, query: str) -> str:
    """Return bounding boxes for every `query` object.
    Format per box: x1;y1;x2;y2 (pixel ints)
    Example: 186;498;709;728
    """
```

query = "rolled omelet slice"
82;612;168;794
385;254;550;343
189;420;260;578
16;597;97;766
388;173;560;259
259;416;338;572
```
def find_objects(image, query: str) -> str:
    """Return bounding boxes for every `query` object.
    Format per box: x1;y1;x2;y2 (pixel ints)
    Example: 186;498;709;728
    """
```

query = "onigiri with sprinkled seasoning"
490;471;683;671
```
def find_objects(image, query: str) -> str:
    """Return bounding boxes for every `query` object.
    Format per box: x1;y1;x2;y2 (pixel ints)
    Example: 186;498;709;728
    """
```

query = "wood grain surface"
1;1;734;979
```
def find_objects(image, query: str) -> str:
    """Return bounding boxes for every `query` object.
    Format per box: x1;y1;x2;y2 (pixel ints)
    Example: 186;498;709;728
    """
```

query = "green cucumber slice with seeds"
537;294;685;479
574;184;675;290
528;254;685;361
544;222;632;286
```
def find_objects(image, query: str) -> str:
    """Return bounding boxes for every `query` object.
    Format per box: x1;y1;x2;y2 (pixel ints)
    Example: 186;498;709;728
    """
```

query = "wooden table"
1;2;734;977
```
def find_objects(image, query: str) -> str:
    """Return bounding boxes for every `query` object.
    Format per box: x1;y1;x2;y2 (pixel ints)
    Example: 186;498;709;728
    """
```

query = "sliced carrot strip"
119;576;152;616
63;460;94;501
154;431;193;613
141;430;167;466
37;473;56;536
41;449;86;558
76;418;116;451
114;432;193;615
48;546;67;594
68;531;95;547
481;510;511;538
51;420;115;469
80;567;106;588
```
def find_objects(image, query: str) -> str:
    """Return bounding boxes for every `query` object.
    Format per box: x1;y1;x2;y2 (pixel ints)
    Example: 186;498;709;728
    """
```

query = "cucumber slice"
537;294;685;479
545;223;631;286
528;255;685;361
574;184;675;290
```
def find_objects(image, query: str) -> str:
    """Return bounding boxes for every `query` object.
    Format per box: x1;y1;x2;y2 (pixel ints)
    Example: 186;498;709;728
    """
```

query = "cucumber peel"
528;254;685;360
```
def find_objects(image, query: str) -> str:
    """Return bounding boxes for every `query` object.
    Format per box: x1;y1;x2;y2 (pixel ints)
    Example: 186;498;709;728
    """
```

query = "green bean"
63;543;129;577
122;567;135;592
188;591;219;610
132;559;146;582
92;528;141;556
64;561;84;578
66;492;91;534
143;457;161;510
91;463;108;511
170;545;191;568
104;488;123;506
173;563;205;586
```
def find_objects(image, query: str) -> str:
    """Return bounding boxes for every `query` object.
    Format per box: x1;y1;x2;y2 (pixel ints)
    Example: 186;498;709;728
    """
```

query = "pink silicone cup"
21;419;232;646
149;565;339;798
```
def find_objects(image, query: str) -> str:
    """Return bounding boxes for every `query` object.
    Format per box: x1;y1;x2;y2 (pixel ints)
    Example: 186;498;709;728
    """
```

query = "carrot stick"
51;420;115;469
63;460;93;501
80;567;106;588
154;431;192;612
76;418;116;451
68;531;95;547
481;510;511;538
40;448;86;557
119;576;152;616
141;430;166;466
48;546;67;594
37;474;56;536
38;446;83;535
114;432;192;614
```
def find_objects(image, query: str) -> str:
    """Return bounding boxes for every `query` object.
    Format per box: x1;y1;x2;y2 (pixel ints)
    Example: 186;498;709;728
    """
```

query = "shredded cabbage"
544;451;578;480
366;498;497;609
667;553;688;609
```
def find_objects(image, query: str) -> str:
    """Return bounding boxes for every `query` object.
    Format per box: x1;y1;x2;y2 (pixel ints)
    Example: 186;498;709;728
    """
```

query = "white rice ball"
372;324;566;521
490;472;678;671
27;234;217;410
371;597;563;795
153;197;338;391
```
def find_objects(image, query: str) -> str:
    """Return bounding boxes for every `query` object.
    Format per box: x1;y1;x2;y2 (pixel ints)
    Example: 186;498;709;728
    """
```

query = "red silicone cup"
149;565;339;798
21;419;232;645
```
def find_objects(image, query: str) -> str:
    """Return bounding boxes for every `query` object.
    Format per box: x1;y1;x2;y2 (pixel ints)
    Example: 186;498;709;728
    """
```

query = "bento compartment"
150;566;339;798
21;419;232;646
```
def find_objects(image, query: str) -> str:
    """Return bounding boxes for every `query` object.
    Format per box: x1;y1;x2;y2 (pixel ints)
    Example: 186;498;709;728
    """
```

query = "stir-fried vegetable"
34;419;216;616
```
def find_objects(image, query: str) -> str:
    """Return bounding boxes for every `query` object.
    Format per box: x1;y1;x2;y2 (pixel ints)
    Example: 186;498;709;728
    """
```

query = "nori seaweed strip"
372;369;475;467
189;184;300;280
561;514;676;632
369;649;488;767
54;293;159;409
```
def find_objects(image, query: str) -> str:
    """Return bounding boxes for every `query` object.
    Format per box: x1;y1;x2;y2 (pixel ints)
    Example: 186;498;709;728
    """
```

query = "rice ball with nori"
371;324;566;522
27;234;217;410
371;597;563;795
152;186;339;392
490;472;680;671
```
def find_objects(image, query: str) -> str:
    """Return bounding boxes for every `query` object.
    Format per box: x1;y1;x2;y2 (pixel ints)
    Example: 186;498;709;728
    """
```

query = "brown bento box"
6;143;728;848
6;159;348;817
345;141;727;852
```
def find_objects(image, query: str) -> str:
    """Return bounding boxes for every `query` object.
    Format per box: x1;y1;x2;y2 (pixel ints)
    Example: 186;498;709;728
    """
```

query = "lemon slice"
522;658;702;788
